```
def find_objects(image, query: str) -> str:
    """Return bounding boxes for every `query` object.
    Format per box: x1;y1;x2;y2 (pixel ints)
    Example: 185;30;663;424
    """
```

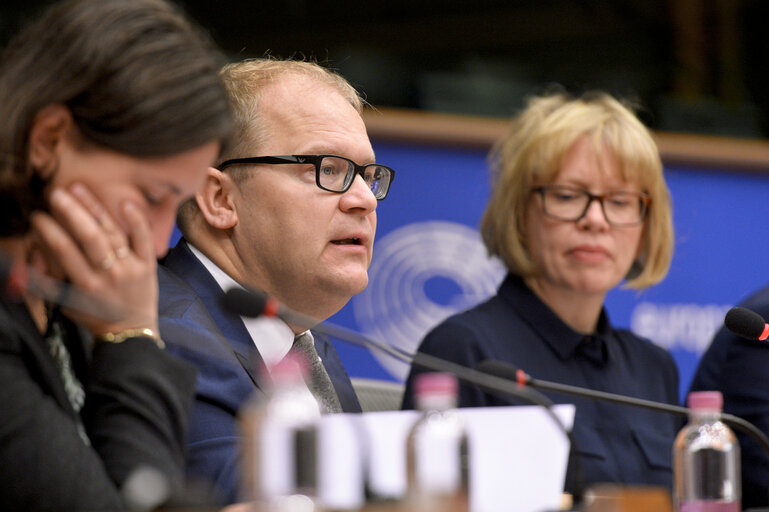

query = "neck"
523;276;605;334
188;234;346;332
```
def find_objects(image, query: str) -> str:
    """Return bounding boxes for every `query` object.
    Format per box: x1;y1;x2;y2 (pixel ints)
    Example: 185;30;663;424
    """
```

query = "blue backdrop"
327;140;769;402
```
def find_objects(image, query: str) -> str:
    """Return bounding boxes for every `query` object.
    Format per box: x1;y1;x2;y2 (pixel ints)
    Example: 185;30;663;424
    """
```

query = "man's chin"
323;272;369;300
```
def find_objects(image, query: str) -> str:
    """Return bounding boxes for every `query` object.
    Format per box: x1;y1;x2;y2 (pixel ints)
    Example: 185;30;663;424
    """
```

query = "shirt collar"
186;242;296;366
498;273;612;365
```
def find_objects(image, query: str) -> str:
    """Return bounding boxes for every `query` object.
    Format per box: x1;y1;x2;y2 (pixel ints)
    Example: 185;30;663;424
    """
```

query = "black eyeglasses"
532;185;651;226
217;154;395;200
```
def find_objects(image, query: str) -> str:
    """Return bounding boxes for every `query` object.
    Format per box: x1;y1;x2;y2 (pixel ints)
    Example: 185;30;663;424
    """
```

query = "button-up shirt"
403;273;680;495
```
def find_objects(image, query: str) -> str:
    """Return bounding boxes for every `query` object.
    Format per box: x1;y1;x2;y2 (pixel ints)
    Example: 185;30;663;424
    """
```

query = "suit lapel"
161;240;263;385
1;298;80;417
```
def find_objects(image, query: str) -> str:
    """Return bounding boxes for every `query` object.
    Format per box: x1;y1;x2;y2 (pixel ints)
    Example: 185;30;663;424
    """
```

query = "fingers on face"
46;187;121;269
68;184;130;254
120;200;153;261
33;183;157;282
30;209;93;282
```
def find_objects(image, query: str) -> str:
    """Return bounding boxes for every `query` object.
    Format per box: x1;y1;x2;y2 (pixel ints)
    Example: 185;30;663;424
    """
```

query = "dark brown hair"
0;0;232;235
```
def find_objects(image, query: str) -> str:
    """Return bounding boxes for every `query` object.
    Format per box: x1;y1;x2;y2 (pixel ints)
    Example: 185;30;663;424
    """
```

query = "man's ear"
27;104;73;176
195;167;239;230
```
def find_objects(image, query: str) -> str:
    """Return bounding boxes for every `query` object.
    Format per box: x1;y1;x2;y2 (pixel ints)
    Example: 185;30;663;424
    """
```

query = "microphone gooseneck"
221;286;413;364
479;360;691;416
222;286;586;495
478;359;769;469
724;306;769;341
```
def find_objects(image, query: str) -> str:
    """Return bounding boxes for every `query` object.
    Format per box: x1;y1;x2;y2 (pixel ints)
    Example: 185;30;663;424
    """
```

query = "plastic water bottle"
239;352;322;512
405;372;469;512
673;391;740;512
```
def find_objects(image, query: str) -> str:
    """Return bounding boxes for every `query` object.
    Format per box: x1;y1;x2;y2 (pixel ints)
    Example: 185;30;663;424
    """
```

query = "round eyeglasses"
217;154;395;200
532;185;651;226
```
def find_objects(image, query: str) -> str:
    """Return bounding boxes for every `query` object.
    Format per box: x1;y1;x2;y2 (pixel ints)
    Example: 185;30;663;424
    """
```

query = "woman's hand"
30;183;159;337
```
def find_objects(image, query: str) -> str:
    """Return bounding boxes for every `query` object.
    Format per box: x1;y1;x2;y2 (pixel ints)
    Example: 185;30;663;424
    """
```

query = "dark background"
3;0;768;139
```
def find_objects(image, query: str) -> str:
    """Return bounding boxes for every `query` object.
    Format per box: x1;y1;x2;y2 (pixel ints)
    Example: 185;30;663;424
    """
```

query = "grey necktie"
292;331;343;414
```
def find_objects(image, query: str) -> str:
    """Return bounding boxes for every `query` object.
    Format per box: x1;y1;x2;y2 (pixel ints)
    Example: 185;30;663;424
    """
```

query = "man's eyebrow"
297;147;377;163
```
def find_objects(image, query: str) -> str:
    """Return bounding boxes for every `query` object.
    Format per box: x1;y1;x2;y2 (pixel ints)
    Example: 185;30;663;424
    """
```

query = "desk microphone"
476;359;769;460
724;306;769;341
222;286;413;364
221;286;581;491
222;286;558;408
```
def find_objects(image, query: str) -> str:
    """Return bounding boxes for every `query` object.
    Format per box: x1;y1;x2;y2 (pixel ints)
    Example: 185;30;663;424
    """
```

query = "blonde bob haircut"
480;91;673;290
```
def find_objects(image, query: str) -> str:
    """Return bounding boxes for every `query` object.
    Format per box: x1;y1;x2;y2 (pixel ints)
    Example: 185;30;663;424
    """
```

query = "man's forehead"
253;82;373;160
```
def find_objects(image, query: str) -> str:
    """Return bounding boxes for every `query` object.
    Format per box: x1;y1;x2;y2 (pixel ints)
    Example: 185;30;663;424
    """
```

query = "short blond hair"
480;91;673;289
177;58;364;235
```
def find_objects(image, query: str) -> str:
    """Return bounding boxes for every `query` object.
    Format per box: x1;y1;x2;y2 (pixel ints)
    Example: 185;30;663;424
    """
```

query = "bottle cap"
414;372;458;397
687;390;723;411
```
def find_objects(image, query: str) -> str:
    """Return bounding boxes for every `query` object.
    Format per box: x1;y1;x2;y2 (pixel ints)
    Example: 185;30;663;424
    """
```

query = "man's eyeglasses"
532;185;651;226
217;155;395;200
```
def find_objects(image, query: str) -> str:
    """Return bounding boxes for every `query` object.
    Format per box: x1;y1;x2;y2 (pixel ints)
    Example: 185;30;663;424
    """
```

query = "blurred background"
4;0;769;395
2;0;769;139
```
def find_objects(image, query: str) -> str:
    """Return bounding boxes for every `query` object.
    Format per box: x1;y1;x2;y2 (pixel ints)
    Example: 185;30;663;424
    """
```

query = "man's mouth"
331;238;362;245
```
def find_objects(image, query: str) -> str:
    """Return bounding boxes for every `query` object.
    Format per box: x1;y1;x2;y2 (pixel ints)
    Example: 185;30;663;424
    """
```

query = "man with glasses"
157;59;394;503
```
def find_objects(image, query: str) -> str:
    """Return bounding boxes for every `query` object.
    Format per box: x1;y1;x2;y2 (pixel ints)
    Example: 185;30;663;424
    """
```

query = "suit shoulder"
157;264;202;318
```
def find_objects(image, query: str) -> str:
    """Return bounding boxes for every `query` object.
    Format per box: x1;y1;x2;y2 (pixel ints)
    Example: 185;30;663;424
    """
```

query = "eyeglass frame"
531;185;652;226
216;154;395;200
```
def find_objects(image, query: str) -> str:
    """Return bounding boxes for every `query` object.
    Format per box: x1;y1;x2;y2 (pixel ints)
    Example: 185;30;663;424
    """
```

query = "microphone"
724;306;769;341
0;254;124;322
221;287;562;411
479;360;690;416
222;287;582;496
221;286;413;364
477;359;769;461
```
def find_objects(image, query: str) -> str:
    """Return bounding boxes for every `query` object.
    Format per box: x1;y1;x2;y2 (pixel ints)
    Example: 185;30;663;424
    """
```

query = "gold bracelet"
96;328;165;350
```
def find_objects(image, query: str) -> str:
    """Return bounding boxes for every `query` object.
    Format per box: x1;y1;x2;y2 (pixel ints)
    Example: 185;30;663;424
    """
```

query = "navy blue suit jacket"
157;240;361;503
689;283;769;509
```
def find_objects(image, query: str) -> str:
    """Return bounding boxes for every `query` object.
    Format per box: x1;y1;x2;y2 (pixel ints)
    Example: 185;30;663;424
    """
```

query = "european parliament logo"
352;221;505;380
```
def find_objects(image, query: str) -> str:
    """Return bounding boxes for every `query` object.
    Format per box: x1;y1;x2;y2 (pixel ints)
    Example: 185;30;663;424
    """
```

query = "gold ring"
99;252;116;270
115;246;130;259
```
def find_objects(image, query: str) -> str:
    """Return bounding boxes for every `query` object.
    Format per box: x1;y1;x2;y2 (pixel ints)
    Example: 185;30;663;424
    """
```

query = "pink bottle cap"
269;351;310;382
687;391;723;411
414;372;458;397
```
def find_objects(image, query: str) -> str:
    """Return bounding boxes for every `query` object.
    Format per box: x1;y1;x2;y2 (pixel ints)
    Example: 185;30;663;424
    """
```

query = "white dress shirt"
186;242;298;367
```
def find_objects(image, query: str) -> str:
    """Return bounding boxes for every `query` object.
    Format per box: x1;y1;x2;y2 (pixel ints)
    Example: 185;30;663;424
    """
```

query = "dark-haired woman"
0;0;232;510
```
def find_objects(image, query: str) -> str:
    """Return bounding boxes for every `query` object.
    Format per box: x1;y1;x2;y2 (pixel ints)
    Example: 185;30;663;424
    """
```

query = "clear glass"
239;371;322;511
673;410;741;512
406;392;469;512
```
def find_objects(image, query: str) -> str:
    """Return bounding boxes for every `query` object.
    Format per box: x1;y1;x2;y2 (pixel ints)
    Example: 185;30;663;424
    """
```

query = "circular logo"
352;221;505;380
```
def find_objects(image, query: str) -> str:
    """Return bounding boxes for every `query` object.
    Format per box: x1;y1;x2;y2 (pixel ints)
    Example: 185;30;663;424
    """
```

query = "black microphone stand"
515;367;769;461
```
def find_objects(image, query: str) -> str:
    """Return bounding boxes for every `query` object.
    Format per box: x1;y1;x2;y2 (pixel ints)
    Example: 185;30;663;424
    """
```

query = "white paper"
318;404;575;512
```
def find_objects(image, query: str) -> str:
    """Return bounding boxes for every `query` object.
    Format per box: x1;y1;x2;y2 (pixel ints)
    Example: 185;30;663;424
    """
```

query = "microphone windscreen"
221;287;268;318
724;306;767;340
477;360;520;380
